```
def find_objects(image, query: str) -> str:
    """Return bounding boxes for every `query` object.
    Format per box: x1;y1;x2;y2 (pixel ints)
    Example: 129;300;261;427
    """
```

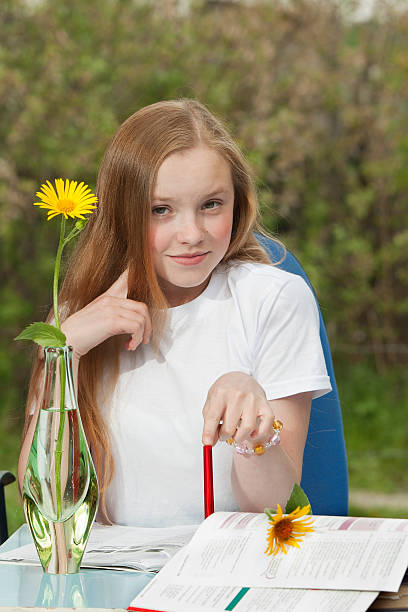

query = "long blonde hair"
23;98;283;522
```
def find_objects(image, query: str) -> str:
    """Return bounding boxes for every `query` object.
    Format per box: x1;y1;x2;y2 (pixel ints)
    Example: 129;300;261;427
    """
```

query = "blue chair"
255;233;349;516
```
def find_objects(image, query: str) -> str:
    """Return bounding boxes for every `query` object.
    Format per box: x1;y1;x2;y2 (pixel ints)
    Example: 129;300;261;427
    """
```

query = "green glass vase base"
23;470;98;574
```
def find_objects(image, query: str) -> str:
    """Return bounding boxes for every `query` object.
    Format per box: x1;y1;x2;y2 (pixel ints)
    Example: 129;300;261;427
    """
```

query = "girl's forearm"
231;444;298;512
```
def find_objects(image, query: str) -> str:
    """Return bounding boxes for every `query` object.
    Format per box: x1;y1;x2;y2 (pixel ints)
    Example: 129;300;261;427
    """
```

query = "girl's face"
150;146;235;307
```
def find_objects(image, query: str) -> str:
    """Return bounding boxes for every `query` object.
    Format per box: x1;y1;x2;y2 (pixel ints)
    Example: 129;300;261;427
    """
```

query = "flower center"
58;198;76;212
275;519;293;540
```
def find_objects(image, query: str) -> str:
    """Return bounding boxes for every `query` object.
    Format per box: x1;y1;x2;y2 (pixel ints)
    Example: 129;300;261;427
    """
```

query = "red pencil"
203;444;214;518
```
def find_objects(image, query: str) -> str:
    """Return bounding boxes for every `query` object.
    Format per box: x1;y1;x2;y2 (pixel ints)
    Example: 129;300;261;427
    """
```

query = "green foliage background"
1;0;407;534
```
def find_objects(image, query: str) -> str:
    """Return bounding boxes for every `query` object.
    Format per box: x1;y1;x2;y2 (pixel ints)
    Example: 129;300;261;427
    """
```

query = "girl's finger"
253;406;275;440
126;332;144;351
218;404;243;441
114;313;146;348
98;295;152;341
114;298;152;339
233;405;259;444
202;398;225;446
105;269;129;299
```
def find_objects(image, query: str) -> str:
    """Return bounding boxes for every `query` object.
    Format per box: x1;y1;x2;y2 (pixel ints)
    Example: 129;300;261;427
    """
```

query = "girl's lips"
169;253;209;266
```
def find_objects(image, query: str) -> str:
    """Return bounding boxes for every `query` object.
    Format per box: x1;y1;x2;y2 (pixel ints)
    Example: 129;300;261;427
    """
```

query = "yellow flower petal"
33;178;98;221
265;504;315;556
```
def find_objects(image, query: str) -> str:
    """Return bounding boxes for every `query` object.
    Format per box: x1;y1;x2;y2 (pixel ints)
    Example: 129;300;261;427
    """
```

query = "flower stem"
53;217;66;332
55;351;66;520
52;217;66;519
63;226;81;245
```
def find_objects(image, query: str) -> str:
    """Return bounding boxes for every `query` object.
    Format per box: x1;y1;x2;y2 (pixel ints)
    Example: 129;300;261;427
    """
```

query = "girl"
19;98;331;527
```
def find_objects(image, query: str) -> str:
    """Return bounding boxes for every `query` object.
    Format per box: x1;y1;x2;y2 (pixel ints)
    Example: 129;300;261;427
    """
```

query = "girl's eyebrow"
152;189;230;203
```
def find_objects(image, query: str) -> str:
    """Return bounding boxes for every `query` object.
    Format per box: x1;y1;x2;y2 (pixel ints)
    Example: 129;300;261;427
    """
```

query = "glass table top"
0;524;154;608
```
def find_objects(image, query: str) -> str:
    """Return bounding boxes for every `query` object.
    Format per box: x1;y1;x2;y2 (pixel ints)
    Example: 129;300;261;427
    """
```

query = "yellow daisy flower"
265;504;314;555
33;178;98;220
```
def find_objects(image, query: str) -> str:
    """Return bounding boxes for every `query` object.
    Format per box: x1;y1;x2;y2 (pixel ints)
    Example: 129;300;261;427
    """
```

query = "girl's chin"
158;270;211;297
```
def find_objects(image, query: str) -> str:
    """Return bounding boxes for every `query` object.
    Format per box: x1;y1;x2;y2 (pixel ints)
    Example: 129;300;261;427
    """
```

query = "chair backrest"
255;233;349;516
0;471;16;545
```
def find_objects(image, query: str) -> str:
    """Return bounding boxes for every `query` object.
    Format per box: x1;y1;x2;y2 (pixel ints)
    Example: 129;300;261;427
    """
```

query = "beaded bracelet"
225;419;283;456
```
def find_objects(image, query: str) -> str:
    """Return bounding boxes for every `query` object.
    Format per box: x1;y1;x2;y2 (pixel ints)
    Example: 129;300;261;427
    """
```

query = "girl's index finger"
105;269;129;299
202;398;223;446
105;269;153;347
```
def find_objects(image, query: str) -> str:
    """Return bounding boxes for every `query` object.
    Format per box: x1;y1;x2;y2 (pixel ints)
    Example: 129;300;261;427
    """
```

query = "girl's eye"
152;201;221;216
152;206;169;216
203;200;221;209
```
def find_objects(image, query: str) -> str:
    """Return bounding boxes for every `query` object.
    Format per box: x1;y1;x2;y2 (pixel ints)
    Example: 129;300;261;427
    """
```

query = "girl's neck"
164;274;212;308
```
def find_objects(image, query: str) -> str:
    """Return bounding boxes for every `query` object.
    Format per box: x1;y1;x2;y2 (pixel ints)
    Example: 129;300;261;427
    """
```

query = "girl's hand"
61;270;152;358
202;371;274;447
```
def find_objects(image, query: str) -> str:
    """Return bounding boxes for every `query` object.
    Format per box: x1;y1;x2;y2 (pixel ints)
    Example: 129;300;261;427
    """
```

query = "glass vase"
23;346;98;574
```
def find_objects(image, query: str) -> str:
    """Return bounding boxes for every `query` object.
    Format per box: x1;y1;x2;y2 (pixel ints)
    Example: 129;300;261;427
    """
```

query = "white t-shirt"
99;260;331;527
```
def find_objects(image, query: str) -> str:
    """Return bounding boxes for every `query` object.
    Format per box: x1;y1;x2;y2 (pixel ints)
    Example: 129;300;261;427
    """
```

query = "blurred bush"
1;0;407;462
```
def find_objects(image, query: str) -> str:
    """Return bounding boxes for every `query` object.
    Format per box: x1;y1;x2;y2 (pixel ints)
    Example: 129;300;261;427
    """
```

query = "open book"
129;511;408;612
0;523;198;573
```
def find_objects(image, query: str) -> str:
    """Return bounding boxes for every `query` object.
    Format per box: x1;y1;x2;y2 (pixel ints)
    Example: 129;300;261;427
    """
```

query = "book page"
0;523;199;572
129;578;378;612
157;512;408;592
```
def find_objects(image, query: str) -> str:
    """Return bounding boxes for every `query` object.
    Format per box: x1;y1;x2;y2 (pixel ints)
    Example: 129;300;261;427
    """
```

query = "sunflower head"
265;504;314;556
33;178;97;220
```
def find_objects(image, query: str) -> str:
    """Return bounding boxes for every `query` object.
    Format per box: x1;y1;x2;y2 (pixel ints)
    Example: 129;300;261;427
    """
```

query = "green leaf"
264;485;312;520
14;322;66;348
284;483;312;514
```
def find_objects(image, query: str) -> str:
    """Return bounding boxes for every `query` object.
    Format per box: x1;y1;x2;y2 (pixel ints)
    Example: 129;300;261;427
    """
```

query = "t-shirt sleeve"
252;275;332;400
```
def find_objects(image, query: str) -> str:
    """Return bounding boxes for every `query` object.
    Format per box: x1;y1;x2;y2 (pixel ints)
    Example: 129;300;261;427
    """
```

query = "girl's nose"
176;217;206;243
